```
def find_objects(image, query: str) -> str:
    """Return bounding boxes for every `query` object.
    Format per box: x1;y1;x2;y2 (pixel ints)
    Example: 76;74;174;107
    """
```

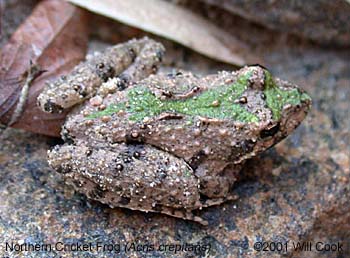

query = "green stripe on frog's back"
264;71;311;120
89;71;259;123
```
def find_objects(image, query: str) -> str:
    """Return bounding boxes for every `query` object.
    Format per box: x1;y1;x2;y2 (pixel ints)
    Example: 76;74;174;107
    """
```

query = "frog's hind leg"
48;142;209;225
38;37;165;113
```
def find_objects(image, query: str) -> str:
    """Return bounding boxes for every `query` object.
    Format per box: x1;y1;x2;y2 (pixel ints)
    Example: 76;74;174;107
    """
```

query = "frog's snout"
281;97;311;137
299;88;312;107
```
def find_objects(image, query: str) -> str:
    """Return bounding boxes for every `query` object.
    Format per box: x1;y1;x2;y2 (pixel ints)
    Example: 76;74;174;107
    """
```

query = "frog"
38;38;311;225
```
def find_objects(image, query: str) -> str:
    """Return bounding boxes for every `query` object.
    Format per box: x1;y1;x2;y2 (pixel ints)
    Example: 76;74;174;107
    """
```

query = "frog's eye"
260;123;280;138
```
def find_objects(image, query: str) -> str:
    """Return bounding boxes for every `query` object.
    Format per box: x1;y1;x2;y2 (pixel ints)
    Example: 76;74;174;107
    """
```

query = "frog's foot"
149;193;238;225
112;43;165;90
150;206;208;226
98;40;165;95
38;37;165;113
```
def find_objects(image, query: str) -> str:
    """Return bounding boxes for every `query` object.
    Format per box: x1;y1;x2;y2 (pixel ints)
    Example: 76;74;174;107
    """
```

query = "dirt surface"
0;2;349;258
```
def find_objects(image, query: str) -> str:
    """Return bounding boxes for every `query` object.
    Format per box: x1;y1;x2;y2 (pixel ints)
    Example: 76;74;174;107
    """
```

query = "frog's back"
64;66;311;165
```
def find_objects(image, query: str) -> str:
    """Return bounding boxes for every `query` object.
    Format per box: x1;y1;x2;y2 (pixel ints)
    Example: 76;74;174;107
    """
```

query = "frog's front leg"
193;159;244;199
37;37;164;113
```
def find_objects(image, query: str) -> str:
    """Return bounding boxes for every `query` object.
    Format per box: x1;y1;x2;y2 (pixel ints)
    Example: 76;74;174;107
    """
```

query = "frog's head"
236;65;312;155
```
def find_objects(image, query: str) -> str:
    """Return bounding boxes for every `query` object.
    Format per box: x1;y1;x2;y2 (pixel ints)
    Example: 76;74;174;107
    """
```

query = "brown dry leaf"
0;0;88;137
68;0;252;65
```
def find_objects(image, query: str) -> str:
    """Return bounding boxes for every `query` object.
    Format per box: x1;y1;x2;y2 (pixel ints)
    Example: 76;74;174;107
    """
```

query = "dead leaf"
67;0;252;65
0;0;88;137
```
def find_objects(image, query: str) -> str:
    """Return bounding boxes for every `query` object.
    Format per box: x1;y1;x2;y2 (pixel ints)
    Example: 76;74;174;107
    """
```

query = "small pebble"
90;95;103;106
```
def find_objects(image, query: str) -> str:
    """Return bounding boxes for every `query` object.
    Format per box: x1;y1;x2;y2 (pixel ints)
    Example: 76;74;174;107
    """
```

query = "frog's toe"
193;215;209;226
200;193;238;208
152;206;208;226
